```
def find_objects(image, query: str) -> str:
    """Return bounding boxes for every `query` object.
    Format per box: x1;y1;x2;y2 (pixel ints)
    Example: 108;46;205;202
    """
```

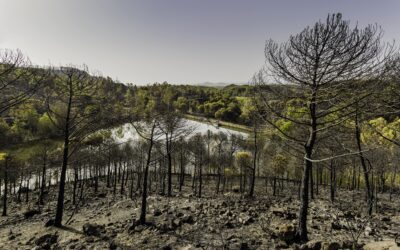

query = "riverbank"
184;114;252;134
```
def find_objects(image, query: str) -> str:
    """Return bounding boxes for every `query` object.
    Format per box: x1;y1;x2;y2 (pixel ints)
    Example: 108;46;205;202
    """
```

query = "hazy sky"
1;0;399;85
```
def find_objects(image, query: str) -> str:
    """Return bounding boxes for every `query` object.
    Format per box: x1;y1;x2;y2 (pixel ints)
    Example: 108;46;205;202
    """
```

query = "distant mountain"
193;82;247;87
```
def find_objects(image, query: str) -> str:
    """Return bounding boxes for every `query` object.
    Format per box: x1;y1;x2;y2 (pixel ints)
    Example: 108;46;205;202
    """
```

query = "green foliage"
215;102;241;122
285;99;308;120
271;153;288;176
174;97;189;113
0;118;12;148
235;151;252;170
128;83;254;124
275;119;293;133
0;152;7;161
10;103;39;138
38;113;57;137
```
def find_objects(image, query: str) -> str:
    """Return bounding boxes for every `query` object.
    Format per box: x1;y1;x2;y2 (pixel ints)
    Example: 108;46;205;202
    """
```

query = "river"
1;118;247;193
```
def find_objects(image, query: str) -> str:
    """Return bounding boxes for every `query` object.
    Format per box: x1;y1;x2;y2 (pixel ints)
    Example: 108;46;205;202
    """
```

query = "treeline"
1;79;256;149
127;83;255;125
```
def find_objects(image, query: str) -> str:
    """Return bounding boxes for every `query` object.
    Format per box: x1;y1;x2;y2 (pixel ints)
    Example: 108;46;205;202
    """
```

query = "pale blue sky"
1;0;399;85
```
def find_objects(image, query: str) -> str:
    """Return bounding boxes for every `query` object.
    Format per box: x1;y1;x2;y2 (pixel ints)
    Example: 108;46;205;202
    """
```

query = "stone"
343;211;355;219
23;209;41;219
301;240;322;250
224;221;235;229
134;224;146;232
82;223;105;237
35;233;58;248
179;245;201;250
109;240;118;250
275;240;288;248
322;241;340;250
44;219;55;227
224;210;233;217
173;218;182;227
364;226;374;236
240;242;250;250
232;186;240;193
86;236;95;243
226;234;237;241
238;213;254;225
157;222;170;233
277;224;296;243
331;221;344;230
153;208;162;216
181;214;194;224
363;240;400;250
97;193;107;198
341;240;356;249
271;207;286;217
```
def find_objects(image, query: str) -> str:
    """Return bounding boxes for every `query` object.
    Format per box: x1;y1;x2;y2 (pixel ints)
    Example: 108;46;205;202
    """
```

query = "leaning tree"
255;13;390;241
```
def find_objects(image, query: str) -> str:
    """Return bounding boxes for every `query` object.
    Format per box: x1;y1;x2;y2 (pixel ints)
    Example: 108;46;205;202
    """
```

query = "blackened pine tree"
46;65;101;227
255;13;390;241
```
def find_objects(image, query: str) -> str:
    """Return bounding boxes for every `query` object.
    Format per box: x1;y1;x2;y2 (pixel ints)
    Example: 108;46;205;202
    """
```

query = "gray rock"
82;223;105;236
232;186;240;193
181;214;194;224
44;219;55;227
153;208;162;216
301;240;322;250
365;226;374;236
276;224;296;243
23;209;41;219
322;241;340;250
363;240;400;250
240;242;250;250
35;233;58;248
331;221;344;230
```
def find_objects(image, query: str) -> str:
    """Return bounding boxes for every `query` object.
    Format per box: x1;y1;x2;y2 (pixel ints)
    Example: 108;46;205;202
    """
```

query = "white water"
112;119;246;144
1;118;247;193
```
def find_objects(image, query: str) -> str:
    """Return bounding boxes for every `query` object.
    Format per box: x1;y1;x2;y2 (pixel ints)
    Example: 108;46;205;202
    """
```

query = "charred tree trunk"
2;157;8;216
138;123;156;225
121;163;125;195
249;123;257;197
198;148;203;198
330;160;336;202
39;153;47;205
309;165;314;200
179;146;185;192
216;166;221;194
355;109;373;216
295;90;317;242
107;150;111;188
166;134;172;197
54;84;72;227
113;161;117;195
72;166;78;205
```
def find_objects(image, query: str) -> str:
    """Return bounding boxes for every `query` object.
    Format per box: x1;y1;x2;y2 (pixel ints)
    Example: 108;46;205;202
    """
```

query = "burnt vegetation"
0;13;400;249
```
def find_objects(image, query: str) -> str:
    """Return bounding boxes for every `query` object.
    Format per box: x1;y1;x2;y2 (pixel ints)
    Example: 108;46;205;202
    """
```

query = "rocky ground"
0;179;399;249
